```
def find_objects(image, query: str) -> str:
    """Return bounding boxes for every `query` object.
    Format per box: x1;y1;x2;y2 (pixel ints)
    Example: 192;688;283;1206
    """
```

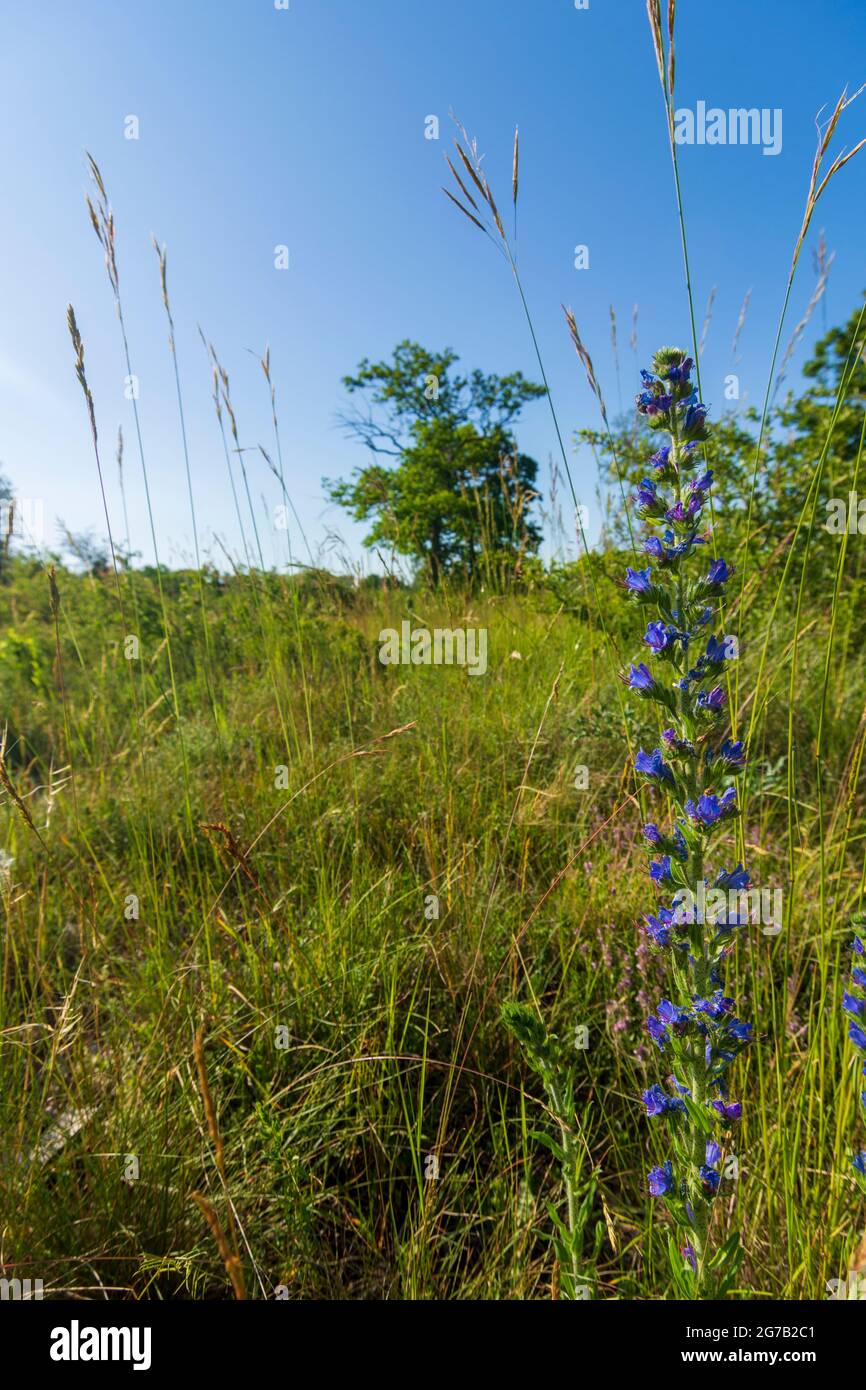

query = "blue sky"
1;0;865;570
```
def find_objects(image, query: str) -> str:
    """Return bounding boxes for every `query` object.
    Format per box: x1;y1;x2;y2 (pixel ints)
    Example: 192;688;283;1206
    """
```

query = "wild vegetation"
2;1;866;1302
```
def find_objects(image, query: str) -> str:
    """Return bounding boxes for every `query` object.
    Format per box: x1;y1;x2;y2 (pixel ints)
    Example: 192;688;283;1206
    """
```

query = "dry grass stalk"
646;1;665;90
193;1025;227;1181
444;155;479;211
563;306;608;426
775;247;836;398
151;237;175;346
443;115;509;253
699;284;717;357
84;153;119;295
66;305;98;447
791;85;866;278
192;1026;245;1298
0;744;39;838
198;821;263;895
666;0;676;100
731;287;753;363
189;1191;246;1301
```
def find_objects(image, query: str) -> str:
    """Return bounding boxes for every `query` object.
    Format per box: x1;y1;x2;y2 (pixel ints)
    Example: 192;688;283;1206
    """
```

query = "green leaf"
683;1095;713;1136
527;1129;566;1163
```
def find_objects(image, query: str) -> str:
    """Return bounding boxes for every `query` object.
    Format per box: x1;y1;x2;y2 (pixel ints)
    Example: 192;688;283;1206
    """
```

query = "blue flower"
628;662;655;692
719;787;738;814
650;445;671;471
853;968;866;988
711;1099;742;1122
644;621;671;653
626;566;653;593
642;1084;686;1117
636;479;662;512
650;855;673;884
694;991;734;1020
853;1151;866;1176
705;1140;722;1166
849;1022;866;1051
685;793;724;827
648;1161;674;1197
716;864;750;891
683;402;708;437
705;634;733;665
855;937;865;956
663;729;695;757
635;748;674;783
657;998;690;1034
843;992;866;1019
647;1015;669;1050
665;357;694;384
726;1019;753;1043
706;738;746;772
642;1084;668;1117
699;1164;721;1195
697;685;726;712
645;908;675;947
706;557;731;586
643;823;663;846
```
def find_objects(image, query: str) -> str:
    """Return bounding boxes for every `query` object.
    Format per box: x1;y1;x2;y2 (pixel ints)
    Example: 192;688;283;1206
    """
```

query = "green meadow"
2;1;866;1307
1;478;865;1297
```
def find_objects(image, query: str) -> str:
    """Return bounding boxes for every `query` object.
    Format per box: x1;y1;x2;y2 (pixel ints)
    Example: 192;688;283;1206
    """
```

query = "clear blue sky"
1;0;864;570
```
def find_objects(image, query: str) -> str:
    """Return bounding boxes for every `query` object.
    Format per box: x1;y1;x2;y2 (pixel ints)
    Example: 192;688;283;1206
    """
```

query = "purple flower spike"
623;346;749;1280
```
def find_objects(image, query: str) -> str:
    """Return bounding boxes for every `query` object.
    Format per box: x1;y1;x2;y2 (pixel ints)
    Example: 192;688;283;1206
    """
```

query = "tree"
60;526;111;576
326;341;546;583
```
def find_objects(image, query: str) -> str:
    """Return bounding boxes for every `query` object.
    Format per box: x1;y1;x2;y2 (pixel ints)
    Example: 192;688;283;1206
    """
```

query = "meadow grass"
0;547;864;1298
2;4;866;1301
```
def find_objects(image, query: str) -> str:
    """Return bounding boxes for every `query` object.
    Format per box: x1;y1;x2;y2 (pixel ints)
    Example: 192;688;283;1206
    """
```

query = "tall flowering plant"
843;928;866;1191
625;347;751;1298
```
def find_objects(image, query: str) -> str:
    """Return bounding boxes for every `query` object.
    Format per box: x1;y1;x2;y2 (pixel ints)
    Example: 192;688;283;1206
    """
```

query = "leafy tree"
60;526;111;576
326;341;546;583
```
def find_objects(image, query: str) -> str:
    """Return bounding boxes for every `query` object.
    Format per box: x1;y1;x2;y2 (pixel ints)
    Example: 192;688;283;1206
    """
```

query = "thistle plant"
625;347;751;1298
843;927;866;1192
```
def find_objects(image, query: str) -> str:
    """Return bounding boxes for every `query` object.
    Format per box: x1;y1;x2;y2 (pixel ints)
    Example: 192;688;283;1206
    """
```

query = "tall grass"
1;11;865;1300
